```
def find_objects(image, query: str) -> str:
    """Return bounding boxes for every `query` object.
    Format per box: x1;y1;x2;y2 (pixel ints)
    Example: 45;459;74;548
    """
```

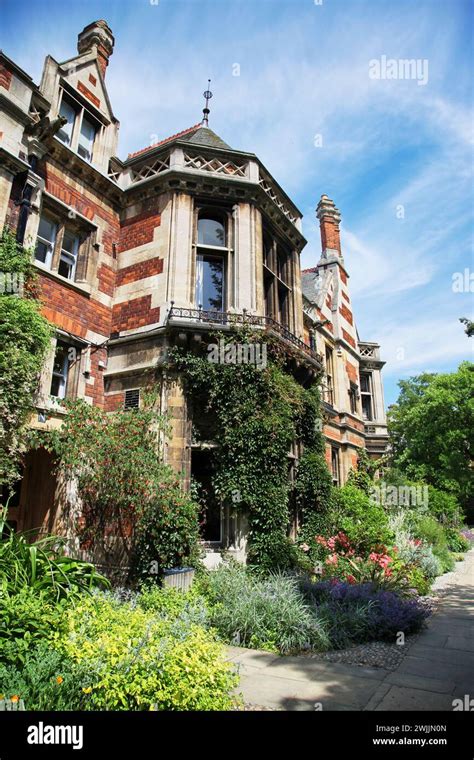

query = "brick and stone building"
0;21;388;561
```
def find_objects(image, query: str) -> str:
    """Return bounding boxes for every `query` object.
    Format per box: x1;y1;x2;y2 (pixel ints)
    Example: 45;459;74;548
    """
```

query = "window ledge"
33;262;92;297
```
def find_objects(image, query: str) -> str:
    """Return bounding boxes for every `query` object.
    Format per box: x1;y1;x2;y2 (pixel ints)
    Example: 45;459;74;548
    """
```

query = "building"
0;20;388;561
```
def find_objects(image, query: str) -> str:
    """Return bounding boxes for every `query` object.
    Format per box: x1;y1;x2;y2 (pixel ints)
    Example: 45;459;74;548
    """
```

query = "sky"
1;0;472;406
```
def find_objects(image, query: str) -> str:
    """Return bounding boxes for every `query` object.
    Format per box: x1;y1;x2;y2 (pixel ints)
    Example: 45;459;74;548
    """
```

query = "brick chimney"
316;195;341;257
77;20;114;79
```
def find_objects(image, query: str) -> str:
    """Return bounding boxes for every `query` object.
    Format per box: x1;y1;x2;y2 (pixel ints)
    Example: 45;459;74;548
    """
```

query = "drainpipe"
15;154;38;245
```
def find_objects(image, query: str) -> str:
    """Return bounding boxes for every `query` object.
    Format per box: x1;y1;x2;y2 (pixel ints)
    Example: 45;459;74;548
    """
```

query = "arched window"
198;214;226;247
196;211;228;312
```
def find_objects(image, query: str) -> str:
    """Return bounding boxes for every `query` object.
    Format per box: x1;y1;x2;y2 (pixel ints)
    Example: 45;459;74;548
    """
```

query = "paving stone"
384;671;456;694
374;685;455;711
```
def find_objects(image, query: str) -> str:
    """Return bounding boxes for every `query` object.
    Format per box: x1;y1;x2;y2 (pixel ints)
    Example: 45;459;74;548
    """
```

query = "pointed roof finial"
202;79;213;126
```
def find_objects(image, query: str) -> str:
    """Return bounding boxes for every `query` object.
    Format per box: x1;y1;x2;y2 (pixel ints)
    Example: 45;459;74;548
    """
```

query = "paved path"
228;548;474;711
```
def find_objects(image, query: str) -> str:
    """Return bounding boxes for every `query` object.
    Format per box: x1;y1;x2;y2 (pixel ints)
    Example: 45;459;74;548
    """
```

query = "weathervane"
202;79;213;126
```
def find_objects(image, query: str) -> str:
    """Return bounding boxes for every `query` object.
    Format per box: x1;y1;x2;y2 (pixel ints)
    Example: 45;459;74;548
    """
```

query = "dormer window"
56;90;100;165
57;98;76;147
78;115;96;163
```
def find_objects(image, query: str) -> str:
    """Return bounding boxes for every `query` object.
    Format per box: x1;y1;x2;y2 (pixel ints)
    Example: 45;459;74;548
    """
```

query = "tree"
388;363;474;513
459;318;474;338
0;230;52;494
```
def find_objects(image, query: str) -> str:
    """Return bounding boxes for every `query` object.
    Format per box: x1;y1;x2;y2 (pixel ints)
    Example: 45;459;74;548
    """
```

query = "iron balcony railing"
167;304;323;364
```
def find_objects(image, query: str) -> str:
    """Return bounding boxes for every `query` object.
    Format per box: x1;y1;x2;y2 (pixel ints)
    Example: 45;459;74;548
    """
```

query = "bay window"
195;211;228;312
263;228;292;329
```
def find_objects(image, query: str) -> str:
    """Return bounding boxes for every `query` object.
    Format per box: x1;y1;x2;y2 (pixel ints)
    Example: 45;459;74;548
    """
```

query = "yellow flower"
56;676;63;685
11;695;19;702
82;687;92;694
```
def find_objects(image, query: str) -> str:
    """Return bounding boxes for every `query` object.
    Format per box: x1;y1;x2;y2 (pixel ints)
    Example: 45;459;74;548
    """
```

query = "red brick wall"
342;328;356;348
116;257;163;286
97;263;115;296
40;273;112;339
319;216;340;253
339;303;353;326
0;63;12;90
118;209;161;253
112;295;160;332
42;166;120;255
84;347;107;408
346;361;358;384
339;268;348;285
105;393;125;412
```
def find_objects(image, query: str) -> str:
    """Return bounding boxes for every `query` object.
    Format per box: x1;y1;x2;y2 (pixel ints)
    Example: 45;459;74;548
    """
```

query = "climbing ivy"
0;230;52;494
170;330;329;571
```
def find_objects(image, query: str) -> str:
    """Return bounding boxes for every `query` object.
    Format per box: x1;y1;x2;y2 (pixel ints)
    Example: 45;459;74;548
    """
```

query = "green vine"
169;329;329;571
0;230;52;494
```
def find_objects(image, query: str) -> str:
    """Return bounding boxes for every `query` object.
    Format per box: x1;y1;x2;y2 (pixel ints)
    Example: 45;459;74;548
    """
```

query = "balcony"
167;305;323;366
358;341;385;369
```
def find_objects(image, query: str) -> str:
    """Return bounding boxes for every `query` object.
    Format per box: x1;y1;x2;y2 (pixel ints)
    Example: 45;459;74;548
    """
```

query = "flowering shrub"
300;579;432;648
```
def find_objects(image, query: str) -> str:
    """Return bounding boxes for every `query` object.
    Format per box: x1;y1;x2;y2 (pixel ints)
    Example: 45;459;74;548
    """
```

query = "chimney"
77;20;114;79
316;195;341;257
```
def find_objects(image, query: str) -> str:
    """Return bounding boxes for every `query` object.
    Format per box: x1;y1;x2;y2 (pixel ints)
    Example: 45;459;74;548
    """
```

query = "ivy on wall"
0;230;52;494
170;329;331;571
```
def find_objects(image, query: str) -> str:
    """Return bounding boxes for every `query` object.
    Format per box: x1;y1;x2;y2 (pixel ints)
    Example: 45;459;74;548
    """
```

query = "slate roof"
127;124;232;160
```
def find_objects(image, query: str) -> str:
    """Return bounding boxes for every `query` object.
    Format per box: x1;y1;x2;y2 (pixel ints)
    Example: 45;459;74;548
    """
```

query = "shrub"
130;474;201;581
300;580;431;648
409;515;455;573
57;592;237;710
330;484;392;552
0;588;68;668
199;563;329;654
0;643;87;710
445;528;470;553
427;486;463;528
294;451;333;545
0;510;109;601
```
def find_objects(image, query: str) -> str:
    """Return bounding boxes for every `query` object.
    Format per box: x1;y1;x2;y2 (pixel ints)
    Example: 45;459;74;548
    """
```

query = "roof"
127;123;232;160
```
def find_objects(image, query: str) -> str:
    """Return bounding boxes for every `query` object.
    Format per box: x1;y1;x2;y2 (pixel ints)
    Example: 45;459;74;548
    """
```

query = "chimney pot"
77;20;114;79
316;194;342;257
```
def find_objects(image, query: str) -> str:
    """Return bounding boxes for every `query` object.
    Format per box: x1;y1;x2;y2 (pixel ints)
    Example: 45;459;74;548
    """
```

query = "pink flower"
325;553;339;566
384;568;393;578
369;552;379;563
327;537;336;550
346;574;356;584
300;543;310;553
315;535;327;547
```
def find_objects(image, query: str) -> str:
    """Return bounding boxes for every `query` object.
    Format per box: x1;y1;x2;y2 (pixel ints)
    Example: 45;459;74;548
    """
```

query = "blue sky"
1;0;472;405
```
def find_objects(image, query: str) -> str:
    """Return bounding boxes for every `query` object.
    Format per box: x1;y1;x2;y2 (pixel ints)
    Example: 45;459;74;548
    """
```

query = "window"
195;212;227;312
57;97;76;147
50;341;72;399
58;230;79;280
124;389;140;410
360;372;374;421
78;115;96;163
35;209;91;282
196;255;224;310
324;346;334;405
349;382;358;414
331;447;340;486
35;215;56;268
263;229;292;328
198;217;225;247
56;91;100;164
